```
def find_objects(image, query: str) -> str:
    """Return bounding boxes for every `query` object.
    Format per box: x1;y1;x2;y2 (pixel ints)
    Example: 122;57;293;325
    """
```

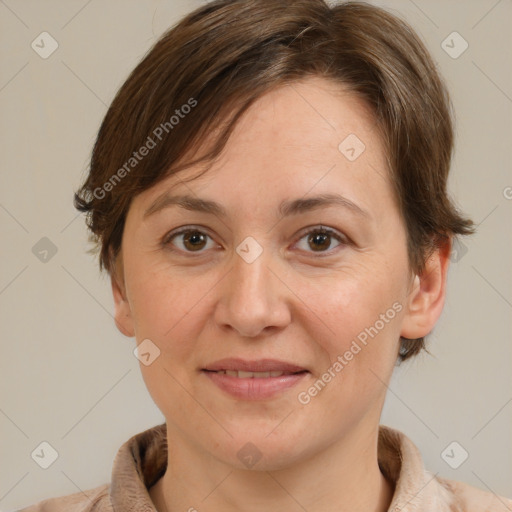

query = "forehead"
132;77;391;218
224;77;380;159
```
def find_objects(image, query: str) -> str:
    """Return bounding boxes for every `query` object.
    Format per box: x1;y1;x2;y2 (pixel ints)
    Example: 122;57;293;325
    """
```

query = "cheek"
295;264;404;360
125;262;209;358
294;276;403;425
129;269;207;418
314;269;405;403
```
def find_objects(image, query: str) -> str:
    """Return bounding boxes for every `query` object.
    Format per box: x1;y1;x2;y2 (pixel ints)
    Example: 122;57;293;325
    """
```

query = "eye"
163;225;348;256
294;226;347;255
163;226;217;254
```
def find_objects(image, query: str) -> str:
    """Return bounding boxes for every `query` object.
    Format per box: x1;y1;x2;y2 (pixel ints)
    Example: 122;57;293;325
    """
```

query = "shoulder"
15;483;112;512
378;425;512;512
434;474;512;512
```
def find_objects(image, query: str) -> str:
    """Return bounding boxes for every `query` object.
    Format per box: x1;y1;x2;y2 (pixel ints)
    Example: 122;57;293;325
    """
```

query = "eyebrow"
143;192;370;220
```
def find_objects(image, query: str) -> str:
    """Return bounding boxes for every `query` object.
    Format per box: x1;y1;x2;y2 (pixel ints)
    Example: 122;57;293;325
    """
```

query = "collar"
107;423;500;511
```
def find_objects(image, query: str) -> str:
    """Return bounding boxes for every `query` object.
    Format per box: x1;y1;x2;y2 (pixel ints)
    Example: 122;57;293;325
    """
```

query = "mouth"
204;369;307;378
202;357;308;373
201;358;310;400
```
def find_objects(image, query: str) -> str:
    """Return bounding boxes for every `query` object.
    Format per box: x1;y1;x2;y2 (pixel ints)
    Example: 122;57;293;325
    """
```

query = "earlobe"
111;262;135;338
400;237;452;340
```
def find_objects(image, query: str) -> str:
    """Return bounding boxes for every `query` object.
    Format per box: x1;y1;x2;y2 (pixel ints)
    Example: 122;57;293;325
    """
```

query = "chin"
206;427;318;472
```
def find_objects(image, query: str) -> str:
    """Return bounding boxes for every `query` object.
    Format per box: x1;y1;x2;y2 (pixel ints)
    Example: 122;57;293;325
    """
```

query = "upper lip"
203;358;308;373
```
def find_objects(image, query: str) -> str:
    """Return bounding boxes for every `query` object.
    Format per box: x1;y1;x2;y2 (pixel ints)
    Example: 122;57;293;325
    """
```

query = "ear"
111;254;135;338
400;237;452;340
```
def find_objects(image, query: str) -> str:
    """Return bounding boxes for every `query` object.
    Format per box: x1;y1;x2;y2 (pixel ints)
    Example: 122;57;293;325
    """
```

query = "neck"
150;423;394;512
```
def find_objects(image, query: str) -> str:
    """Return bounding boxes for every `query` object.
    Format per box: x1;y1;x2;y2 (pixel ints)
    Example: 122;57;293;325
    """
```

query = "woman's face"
114;77;419;469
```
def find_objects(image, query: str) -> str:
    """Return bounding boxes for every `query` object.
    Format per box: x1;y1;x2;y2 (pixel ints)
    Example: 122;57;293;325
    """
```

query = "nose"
213;246;291;338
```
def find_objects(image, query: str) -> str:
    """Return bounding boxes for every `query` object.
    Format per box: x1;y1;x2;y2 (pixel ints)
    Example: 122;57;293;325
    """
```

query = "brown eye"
165;228;215;253
308;231;331;251
295;227;346;254
181;231;208;251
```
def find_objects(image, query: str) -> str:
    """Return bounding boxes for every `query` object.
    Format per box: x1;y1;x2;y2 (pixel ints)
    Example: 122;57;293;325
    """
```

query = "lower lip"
202;371;308;400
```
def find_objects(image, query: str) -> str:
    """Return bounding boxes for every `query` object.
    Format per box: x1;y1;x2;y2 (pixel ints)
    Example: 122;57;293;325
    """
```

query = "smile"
201;359;309;400
207;370;303;378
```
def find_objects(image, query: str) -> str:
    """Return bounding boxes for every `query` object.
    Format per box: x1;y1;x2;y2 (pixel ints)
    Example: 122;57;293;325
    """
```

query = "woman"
19;0;512;510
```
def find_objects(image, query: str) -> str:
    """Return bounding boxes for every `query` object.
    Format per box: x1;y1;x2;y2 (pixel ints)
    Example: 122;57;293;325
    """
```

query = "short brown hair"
74;0;475;362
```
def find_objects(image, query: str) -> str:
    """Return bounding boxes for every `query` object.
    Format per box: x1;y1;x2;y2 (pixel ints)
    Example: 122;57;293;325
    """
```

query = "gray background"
1;0;511;510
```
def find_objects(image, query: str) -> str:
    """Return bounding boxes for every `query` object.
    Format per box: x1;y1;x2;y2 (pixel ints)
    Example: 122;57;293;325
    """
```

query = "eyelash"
162;225;348;257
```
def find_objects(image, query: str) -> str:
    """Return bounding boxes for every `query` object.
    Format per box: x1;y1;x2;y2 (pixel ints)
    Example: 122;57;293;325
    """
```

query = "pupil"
310;232;329;251
185;231;205;250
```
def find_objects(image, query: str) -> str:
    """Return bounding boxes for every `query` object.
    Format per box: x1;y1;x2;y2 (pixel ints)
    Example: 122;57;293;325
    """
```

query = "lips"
202;358;307;373
211;370;294;378
201;358;309;400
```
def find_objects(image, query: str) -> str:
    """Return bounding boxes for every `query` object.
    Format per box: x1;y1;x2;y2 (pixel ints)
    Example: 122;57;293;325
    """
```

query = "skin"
111;76;451;512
